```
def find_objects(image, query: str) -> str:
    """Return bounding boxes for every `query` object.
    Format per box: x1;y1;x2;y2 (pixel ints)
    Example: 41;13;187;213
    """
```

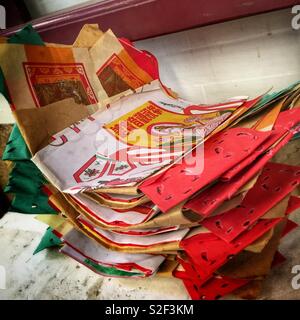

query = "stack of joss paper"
2;24;300;299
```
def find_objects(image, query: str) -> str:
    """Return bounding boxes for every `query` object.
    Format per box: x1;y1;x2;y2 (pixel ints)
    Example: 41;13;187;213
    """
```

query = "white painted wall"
136;8;300;104
24;0;99;18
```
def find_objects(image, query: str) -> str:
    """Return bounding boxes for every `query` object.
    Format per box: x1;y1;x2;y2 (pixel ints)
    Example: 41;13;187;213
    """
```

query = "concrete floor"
0;211;300;300
0;212;189;300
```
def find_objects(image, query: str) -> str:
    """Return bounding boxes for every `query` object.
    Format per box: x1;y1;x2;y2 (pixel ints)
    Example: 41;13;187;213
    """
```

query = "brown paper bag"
73;24;104;48
89;29;154;105
13;98;90;155
0;43;102;111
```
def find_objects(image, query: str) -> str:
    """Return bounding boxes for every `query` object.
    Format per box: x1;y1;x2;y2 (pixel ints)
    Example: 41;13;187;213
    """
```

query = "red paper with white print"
202;162;300;243
184;131;293;217
137;95;262;193
140;128;271;212
33;82;242;193
180;218;281;285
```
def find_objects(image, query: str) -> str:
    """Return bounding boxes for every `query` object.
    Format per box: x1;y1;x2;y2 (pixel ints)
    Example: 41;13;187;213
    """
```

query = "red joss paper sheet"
184;132;293;217
178;247;288;300
176;213;297;300
202;162;300;242
140;128;271;212
180;217;281;285
185;108;300;217
174;256;249;300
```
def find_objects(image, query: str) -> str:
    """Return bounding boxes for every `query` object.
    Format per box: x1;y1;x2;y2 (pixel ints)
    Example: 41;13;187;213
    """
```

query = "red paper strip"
140;128;271;212
202;162;300;242
180;218;281;285
184;132;293;217
119;38;159;80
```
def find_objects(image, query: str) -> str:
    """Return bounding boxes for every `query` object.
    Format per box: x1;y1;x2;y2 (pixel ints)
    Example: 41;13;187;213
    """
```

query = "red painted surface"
0;0;298;43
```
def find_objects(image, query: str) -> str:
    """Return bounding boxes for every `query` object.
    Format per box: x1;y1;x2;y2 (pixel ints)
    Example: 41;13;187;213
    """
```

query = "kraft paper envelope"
13;98;90;155
73;24;104;48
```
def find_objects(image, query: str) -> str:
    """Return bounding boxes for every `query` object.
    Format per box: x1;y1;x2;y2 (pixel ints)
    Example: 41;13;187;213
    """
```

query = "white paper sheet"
63;229;165;272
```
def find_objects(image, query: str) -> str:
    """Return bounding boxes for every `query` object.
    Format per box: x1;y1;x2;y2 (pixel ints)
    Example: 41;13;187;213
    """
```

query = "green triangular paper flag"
34;227;62;255
2;125;31;161
2;25;57;214
4;161;57;214
7;25;44;46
